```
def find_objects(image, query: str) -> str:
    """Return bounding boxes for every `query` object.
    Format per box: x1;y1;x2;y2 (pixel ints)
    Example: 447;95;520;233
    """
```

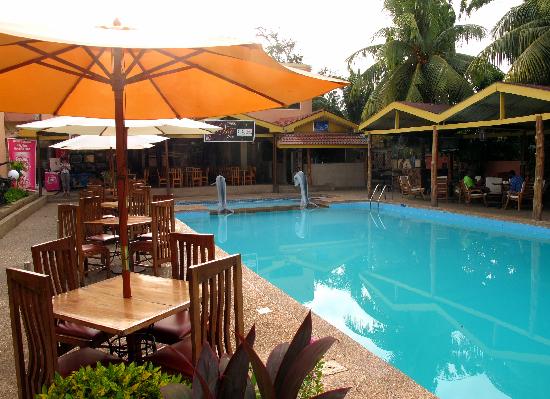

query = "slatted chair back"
522;180;535;200
31;237;80;294
143;168;150;184
57;204;78;240
249;166;256;184
170;232;215;281
7;268;58;399
151;200;175;274
188;254;244;363
398;176;410;195
79;195;103;236
436;176;448;200
191;168;202;186
230;167;240;185
152;193;174;202
87;184;105;201
129;186;151;216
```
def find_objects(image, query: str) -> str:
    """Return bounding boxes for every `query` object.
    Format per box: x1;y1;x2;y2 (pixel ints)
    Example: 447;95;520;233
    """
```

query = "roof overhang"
359;102;446;131
282;110;358;132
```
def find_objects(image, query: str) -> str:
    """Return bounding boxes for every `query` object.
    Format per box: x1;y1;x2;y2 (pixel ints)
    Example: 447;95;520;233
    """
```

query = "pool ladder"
369;184;387;210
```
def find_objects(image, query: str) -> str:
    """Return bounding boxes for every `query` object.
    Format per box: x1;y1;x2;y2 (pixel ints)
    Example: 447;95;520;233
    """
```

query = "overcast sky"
2;0;522;75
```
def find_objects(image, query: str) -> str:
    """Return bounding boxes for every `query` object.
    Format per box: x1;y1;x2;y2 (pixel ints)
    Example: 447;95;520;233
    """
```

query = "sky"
1;0;522;75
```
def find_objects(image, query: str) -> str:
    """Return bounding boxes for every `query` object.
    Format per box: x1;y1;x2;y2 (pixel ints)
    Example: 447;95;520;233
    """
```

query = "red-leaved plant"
161;311;349;399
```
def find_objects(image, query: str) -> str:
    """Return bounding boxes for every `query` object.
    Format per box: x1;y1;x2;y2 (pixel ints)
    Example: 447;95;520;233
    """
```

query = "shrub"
161;311;350;399
3;187;28;204
38;362;185;399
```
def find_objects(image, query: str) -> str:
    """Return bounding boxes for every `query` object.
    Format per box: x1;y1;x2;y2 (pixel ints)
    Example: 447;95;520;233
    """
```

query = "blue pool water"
176;198;301;210
177;202;550;398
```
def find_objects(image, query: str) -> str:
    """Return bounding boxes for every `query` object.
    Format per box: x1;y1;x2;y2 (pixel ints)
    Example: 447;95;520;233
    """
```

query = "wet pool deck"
2;189;549;398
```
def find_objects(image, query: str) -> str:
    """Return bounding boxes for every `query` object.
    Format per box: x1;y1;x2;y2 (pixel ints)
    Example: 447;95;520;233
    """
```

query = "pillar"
307;148;312;185
367;132;372;195
240;142;248;169
164;139;171;194
533;115;544;220
431;126;439;207
0;113;6;177
272;134;279;193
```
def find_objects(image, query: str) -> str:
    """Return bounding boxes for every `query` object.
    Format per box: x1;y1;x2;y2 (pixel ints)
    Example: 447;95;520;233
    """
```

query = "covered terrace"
360;82;550;220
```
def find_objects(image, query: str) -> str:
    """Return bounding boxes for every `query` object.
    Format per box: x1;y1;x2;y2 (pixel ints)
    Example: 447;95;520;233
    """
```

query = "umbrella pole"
113;47;131;298
164;140;171;194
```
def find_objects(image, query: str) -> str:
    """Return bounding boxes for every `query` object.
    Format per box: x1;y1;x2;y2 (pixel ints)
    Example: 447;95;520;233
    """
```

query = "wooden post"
367;132;372;196
499;93;506;120
272;134;279;193
113;47;131;298
431;126;439;207
164;139;171;194
533;115;544;220
306;148;312;185
36;131;42;196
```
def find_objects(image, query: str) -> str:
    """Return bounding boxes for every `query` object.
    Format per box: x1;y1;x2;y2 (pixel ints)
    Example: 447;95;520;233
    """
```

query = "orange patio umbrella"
0;20;347;297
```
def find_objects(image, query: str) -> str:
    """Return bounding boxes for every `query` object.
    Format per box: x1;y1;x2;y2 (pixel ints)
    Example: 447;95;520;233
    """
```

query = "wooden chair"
398;176;425;199
157;169;168;187
504;180;535;211
60;203;111;278
129;199;175;276
7;268;120;399
170;168;183;188
190;168;202;187
129;185;151;216
436;176;449;201
244;166;256;185
461;180;487;206
201;168;209;186
79;196;118;245
149;233;215;345
228;167;240;185
31;237;108;350
147;254;243;376
136;168;149;185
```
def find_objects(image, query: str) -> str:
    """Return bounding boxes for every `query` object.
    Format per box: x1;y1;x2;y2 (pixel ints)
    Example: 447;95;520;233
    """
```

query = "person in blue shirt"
508;170;524;193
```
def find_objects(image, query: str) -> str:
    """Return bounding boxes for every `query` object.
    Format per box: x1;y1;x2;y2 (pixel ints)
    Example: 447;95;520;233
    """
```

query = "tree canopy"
466;0;550;85
255;27;304;63
348;0;503;120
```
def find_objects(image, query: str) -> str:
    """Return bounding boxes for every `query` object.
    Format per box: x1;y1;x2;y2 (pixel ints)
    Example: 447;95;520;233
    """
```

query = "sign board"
204;120;255;142
7;138;36;190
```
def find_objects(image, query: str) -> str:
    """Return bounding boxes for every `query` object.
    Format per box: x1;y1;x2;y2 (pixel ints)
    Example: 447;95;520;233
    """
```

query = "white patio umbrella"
17;116;221;136
50;135;166;150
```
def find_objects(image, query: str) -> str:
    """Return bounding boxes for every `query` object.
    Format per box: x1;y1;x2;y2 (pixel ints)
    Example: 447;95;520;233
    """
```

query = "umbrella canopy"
0;20;347;297
50;135;166;150
17;116;221;136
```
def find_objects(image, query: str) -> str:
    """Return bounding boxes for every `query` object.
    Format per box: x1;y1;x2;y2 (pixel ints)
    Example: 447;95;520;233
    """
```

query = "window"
313;120;329;132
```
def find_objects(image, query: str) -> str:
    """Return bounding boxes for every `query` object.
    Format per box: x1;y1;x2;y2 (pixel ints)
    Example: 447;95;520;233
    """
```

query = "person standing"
60;157;71;197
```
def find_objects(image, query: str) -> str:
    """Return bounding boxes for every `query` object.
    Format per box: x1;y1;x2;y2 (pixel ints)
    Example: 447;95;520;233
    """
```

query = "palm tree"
348;0;501;120
464;0;550;85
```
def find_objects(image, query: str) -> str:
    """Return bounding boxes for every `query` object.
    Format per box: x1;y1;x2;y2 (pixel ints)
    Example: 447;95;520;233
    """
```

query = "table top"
52;273;189;335
85;215;151;227
101;201;118;209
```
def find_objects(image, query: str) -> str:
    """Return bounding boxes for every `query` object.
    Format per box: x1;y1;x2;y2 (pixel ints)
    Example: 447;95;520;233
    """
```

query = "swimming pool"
177;202;550;399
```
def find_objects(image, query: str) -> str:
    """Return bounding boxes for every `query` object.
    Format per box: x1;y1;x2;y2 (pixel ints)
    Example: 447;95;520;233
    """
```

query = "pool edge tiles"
332;201;550;242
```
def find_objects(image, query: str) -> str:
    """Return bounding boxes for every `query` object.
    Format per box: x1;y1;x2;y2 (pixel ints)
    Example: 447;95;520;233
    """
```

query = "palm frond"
506;29;550;84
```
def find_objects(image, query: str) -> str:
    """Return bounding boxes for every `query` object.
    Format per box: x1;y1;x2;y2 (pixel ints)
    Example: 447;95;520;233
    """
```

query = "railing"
369;184;380;209
377;185;387;210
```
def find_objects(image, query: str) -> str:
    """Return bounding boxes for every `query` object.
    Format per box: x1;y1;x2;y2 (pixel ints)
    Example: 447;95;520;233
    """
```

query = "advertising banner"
7;138;36;190
203;120;255;142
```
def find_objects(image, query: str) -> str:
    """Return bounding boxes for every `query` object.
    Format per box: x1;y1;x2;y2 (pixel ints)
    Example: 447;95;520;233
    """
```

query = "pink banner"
7;138;36;190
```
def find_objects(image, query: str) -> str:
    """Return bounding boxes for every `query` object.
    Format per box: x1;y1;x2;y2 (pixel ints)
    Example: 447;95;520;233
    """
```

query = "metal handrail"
377;185;387;210
369;184;380;209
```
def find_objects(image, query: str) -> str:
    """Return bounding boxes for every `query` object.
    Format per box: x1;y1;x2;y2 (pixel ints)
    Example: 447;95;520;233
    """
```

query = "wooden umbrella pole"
164;139;171;194
367;132;372;196
113;47;131;298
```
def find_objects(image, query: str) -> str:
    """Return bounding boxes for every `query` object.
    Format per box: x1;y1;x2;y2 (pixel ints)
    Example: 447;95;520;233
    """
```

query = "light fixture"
8;170;19;180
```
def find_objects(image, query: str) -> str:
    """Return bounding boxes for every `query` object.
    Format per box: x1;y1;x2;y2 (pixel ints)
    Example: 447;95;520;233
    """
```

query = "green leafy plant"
9;160;27;173
161;311;349;399
38;361;184;399
3;187;28;203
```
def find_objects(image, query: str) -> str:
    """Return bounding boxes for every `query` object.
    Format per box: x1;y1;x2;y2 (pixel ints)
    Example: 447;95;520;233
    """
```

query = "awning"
277;133;369;149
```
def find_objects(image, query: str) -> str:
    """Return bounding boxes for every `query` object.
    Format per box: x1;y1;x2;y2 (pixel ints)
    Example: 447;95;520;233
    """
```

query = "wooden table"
101;201;118;210
53;273;190;360
85;215;151;227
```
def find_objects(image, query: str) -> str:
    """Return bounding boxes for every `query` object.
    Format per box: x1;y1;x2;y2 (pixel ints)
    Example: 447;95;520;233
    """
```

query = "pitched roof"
396;102;451;114
274;110;323;127
277;132;369;148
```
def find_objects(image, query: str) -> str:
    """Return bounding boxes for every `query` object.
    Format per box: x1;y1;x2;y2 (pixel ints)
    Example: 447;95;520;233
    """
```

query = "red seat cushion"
57;347;122;377
56;321;108;346
146;336;194;377
88;233;118;243
150;310;191;345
